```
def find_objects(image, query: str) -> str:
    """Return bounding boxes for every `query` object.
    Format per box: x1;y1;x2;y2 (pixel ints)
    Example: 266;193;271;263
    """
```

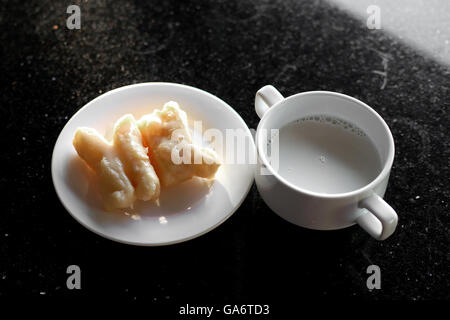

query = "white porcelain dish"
52;83;255;246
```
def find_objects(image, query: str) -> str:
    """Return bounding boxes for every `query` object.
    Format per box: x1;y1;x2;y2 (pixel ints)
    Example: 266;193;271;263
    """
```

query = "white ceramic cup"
254;85;398;240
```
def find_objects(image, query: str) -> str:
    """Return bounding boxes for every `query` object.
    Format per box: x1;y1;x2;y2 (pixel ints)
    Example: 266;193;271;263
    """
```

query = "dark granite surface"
0;0;449;307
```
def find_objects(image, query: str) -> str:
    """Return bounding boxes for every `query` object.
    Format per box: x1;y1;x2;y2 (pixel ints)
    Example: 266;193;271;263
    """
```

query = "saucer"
52;82;255;246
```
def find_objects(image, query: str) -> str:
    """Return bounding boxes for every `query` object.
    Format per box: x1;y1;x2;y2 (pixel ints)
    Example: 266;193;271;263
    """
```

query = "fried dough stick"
138;101;221;187
73;115;160;210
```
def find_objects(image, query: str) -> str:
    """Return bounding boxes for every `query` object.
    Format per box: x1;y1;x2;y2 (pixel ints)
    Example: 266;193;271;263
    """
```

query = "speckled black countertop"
0;0;449;307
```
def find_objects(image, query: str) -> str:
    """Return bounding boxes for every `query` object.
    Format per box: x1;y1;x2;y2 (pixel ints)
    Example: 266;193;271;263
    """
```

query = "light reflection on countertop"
327;0;450;66
159;216;168;224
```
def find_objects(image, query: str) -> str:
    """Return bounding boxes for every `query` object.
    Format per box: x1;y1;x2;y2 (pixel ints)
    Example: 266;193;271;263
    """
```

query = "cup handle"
255;85;284;119
356;194;398;240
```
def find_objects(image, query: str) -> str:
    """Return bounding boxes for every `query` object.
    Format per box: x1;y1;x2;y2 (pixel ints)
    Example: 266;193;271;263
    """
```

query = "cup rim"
255;90;395;199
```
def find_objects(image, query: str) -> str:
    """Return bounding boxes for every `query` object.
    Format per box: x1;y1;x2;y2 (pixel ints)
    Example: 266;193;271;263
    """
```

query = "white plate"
52;83;255;246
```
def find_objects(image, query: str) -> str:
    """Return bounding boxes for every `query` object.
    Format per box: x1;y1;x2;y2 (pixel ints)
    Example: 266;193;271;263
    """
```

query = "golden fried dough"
113;114;160;201
73;115;160;210
138;101;221;187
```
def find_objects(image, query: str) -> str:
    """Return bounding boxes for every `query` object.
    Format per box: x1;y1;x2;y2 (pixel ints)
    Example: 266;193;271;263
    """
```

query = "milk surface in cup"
271;115;382;194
